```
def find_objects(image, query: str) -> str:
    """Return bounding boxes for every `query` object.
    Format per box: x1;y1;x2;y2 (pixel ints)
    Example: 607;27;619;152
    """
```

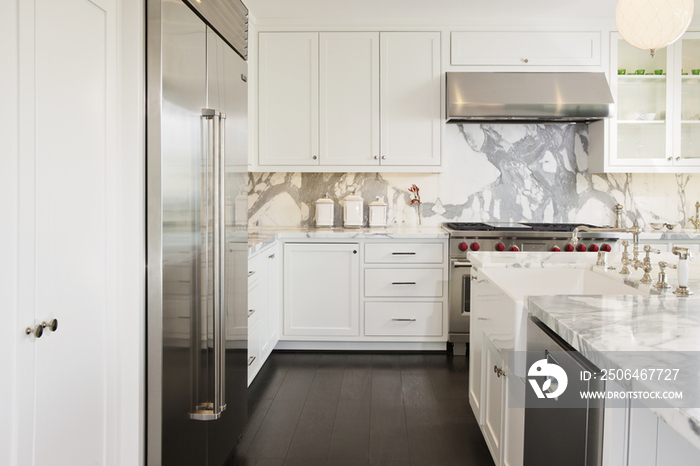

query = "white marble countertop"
248;226;448;256
471;249;700;450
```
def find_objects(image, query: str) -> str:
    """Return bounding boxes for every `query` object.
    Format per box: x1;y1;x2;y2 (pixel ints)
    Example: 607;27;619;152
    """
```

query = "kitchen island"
469;249;700;466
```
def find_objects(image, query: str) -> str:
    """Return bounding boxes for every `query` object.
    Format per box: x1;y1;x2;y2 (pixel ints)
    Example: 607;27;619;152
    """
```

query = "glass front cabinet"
599;32;700;173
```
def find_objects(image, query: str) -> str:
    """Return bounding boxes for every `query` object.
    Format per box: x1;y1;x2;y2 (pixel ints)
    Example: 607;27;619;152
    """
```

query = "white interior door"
24;0;118;464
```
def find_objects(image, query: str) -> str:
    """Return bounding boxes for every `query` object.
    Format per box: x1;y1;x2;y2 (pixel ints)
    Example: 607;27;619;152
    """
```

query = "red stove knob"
576;243;588;252
564;244;575;252
510;245;520;252
470;242;480;251
495;242;505;252
551;246;561;252
601;244;612;252
458;242;468;252
588;244;600;252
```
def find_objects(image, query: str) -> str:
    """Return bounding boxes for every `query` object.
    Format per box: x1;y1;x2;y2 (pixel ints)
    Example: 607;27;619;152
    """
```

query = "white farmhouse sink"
485;267;647;302
478;267;647;362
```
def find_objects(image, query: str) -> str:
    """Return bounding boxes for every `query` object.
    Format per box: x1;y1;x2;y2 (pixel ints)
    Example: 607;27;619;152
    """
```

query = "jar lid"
343;193;364;202
369;196;387;207
316;197;334;205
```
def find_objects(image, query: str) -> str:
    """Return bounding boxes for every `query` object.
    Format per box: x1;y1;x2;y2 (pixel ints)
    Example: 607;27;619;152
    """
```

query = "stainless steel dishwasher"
524;316;605;466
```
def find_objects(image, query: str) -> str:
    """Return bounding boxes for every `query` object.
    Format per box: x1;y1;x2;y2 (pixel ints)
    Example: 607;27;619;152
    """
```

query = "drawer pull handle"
392;252;416;255
392;318;416;322
248;271;255;277
248;309;255;317
391;282;416;285
248;356;256;366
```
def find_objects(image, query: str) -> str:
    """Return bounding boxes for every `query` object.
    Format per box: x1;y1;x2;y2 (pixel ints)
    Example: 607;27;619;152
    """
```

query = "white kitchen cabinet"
256;30;442;172
364;302;443;337
247;242;280;385
364;268;443;298
591;32;700;173
261;242;280;360
258;32;319;166
8;0;133;463
283;243;360;337
380;32;441;167
482;335;505;464
450;31;601;67
320;32;380;166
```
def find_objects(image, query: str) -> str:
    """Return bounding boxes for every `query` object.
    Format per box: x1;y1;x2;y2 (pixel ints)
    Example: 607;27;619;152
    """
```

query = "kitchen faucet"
688;201;700;229
571;220;644;265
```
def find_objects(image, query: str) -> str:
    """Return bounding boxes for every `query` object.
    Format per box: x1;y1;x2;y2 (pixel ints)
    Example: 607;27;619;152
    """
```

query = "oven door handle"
450;259;472;268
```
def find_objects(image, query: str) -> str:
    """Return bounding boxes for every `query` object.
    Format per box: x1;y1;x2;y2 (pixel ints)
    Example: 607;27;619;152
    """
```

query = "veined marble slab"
248;226;448;257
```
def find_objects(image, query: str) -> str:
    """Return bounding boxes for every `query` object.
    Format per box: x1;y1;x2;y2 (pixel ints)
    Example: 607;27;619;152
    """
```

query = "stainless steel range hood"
446;72;614;123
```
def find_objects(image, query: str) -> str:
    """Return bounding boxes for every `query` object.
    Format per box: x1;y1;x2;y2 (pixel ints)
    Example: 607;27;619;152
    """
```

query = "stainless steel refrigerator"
146;0;249;464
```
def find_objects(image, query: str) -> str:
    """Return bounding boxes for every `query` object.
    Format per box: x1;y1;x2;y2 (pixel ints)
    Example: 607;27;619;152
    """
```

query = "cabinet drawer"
364;268;443;297
248;253;262;287
451;31;601;66
364;302;443;336
364;242;444;264
248;279;261;332
247;323;262;385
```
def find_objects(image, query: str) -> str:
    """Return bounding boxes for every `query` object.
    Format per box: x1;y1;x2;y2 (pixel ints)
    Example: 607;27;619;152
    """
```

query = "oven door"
449;259;471;343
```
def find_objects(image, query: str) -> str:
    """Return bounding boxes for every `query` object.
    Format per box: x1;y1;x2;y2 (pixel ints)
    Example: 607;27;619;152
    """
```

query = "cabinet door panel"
320;32;379;165
284;243;359;336
482;335;504;464
380;32;441;166
33;0;117;464
258;32;319;166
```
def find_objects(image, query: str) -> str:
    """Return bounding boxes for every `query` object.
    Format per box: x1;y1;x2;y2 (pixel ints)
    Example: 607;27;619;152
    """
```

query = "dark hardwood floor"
233;351;495;466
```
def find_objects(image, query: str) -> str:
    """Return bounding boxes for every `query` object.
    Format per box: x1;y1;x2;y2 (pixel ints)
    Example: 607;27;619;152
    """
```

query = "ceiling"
244;0;626;25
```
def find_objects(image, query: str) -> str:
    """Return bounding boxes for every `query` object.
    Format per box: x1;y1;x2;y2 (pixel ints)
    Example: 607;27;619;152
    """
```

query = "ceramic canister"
343;191;364;228
315;195;334;227
369;197;388;228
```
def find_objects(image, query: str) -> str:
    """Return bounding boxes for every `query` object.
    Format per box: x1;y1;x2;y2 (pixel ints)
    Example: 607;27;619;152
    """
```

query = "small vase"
415;204;422;226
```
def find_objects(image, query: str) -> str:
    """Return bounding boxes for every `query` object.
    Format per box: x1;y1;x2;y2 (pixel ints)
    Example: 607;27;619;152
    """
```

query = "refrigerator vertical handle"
218;112;227;412
190;108;225;421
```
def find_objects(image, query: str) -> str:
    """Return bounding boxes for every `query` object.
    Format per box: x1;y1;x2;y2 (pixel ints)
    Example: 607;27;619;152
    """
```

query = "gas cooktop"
444;222;603;233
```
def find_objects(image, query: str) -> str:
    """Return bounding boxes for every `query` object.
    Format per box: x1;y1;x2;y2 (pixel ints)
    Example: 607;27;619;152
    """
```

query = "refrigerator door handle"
190;108;225;421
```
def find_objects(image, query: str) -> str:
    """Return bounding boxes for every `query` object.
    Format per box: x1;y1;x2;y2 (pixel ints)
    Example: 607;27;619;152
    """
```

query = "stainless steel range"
444;222;621;355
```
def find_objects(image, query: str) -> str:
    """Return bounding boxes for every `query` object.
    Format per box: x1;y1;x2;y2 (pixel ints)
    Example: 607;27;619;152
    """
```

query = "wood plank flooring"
232;352;495;466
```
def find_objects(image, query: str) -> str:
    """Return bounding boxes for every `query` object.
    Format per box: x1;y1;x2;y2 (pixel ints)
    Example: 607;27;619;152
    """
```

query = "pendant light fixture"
616;0;695;57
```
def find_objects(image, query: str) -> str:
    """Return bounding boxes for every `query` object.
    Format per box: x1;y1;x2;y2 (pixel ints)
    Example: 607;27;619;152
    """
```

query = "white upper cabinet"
257;30;442;172
258;32;319;166
590;32;700;173
380;32;441;166
450;31;601;67
320;32;380;166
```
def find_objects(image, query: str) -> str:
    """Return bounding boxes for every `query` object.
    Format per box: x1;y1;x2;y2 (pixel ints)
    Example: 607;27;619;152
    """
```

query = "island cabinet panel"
656;415;700;463
482;335;505;464
283;243;360;337
320;32;380;166
450;31;601;66
258;32;319;166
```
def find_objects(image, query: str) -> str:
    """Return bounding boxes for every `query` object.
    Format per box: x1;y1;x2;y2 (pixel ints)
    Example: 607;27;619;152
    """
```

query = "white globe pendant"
616;0;695;56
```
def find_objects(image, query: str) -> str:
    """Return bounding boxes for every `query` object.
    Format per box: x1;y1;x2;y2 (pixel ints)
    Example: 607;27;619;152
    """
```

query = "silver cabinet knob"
381;156;386;160
312;155;317;160
374;155;378;160
43;319;58;332
676;156;681;161
523;58;529;63
268;253;275;259
667;156;672;161
26;325;43;338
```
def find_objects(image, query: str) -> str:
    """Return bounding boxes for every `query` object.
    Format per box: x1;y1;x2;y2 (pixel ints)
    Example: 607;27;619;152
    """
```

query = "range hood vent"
446;72;615;123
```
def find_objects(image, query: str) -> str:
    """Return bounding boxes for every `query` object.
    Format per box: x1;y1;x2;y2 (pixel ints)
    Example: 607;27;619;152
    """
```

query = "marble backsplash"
248;124;700;228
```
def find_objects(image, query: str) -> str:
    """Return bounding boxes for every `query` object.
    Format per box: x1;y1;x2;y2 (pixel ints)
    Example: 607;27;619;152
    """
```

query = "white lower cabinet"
278;238;448;345
482;336;505;462
247;242;280;385
283;242;360;337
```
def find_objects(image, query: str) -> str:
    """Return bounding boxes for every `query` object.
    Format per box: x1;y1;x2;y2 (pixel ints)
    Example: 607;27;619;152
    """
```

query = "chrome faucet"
571;220;644;264
689;201;700;230
639;245;661;283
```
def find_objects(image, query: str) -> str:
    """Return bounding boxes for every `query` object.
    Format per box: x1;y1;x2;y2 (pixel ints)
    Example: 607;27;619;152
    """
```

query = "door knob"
43;319;58;332
25;325;43;338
